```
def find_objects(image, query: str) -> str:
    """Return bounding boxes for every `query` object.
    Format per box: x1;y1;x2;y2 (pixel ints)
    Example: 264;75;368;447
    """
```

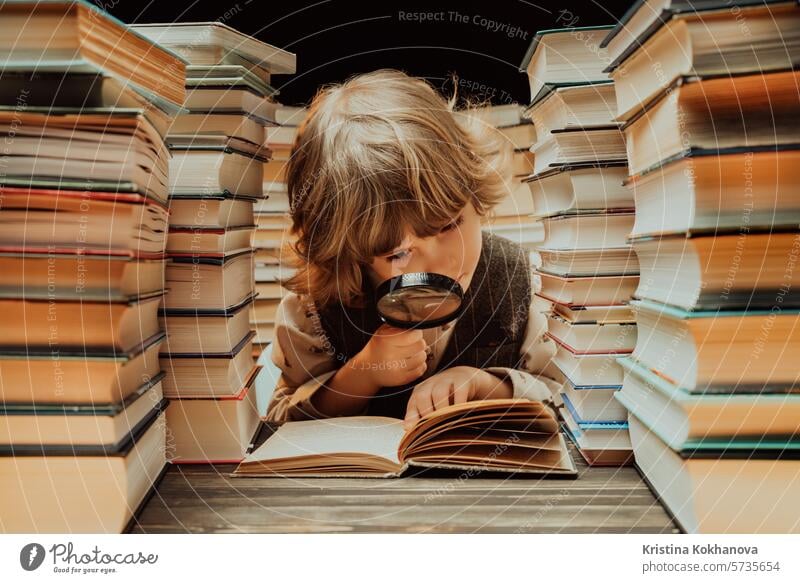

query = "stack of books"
519;26;636;466
473;104;540;263
0;0;187;532
133;22;297;463
603;0;800;532
251;104;306;356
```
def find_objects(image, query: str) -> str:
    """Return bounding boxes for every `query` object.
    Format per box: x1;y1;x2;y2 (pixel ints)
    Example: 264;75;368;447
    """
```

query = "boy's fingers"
453;381;469;405
415;385;435;419
402;339;428;360
404;398;420;430
398;329;425;345
378;326;424;345
431;382;452;410
410;362;428;379
405;351;427;368
405;357;428;375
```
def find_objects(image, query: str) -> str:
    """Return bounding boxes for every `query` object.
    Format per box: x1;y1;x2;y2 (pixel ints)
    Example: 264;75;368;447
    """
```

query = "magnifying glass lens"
375;273;465;329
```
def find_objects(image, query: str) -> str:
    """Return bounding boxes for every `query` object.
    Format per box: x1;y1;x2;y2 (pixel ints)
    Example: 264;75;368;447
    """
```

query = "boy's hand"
403;366;513;430
352;323;429;389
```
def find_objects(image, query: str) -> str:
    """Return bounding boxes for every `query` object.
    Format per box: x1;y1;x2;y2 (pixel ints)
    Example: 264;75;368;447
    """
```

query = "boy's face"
366;201;483;293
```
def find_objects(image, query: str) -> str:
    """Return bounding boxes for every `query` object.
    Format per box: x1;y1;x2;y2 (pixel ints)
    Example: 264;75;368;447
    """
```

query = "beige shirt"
265;290;560;423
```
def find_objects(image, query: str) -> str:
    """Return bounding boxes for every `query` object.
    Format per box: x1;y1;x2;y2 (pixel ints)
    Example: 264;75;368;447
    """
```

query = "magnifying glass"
366;272;466;418
374;272;465;330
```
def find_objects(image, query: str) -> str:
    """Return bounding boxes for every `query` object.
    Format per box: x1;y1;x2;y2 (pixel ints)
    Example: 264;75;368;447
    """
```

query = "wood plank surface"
127;424;680;533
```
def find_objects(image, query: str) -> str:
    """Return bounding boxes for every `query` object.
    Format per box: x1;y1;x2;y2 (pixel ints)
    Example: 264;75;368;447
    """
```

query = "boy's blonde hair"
281;68;513;310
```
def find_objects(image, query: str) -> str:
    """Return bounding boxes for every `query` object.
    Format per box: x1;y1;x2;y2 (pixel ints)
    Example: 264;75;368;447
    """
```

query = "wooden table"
127;424;680;534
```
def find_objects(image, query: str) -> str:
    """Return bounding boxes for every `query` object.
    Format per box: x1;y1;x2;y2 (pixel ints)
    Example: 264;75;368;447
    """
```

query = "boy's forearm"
309;355;382;417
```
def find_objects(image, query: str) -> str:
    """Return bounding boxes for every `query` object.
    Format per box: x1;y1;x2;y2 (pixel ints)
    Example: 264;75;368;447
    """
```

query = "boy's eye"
387;250;410;264
439;215;464;234
383;215;463;263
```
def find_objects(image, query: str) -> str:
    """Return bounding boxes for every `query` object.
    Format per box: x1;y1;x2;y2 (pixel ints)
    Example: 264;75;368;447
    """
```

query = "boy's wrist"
342;352;381;397
330;350;384;400
347;349;383;393
310;356;382;417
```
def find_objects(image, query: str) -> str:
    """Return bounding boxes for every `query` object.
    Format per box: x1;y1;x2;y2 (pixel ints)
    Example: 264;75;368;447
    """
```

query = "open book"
232;399;578;478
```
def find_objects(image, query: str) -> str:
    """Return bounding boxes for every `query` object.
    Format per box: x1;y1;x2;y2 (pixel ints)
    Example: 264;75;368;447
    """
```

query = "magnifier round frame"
375;272;466;330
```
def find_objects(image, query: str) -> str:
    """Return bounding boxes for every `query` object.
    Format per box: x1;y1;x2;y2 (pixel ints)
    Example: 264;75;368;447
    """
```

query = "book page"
399;399;550;452
244;417;406;465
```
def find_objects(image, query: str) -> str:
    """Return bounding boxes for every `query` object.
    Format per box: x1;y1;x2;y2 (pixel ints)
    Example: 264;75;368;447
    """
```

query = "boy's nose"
414;242;462;282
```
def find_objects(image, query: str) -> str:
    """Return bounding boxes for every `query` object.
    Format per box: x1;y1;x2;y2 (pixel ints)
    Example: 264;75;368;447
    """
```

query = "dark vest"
315;230;531;418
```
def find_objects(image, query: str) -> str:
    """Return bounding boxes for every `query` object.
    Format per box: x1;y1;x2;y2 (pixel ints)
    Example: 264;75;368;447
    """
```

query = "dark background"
108;0;632;107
